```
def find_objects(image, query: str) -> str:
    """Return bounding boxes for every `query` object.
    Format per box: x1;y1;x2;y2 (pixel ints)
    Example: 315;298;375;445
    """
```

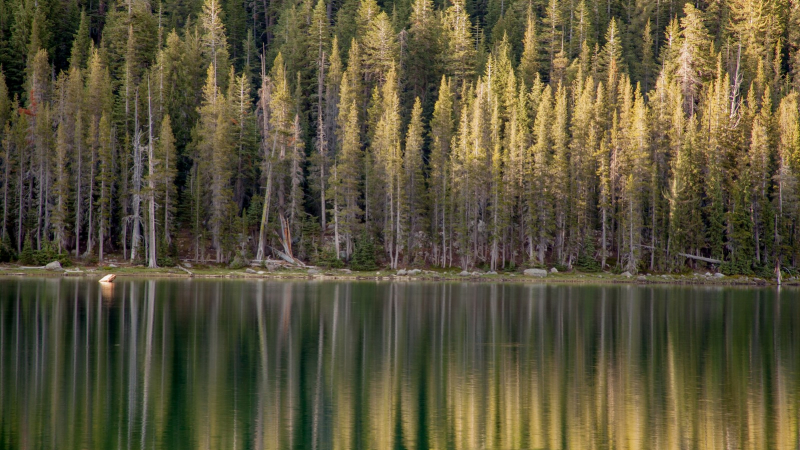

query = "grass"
0;262;790;286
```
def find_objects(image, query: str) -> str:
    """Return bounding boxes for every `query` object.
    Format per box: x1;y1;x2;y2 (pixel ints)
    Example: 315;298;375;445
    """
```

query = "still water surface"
0;278;798;449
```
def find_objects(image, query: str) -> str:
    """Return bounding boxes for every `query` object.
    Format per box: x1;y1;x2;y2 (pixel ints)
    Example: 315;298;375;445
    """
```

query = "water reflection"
0;279;798;449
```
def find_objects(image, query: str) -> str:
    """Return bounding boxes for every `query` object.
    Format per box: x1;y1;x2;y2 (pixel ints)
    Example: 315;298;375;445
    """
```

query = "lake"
0;278;797;449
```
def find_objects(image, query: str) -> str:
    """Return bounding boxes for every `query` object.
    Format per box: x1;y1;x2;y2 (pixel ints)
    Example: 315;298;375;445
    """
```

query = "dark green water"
0;278;798;449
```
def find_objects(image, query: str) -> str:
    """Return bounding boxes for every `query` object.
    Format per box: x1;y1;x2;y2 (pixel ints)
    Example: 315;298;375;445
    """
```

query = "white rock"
245;268;257;274
620;271;632;277
108;264;118;268
550;267;558;273
637;275;647;281
704;272;712;277
459;270;471;276
396;269;408;276
524;268;547;277
183;262;192;268
257;271;265;275
714;272;725;278
99;274;116;283
487;271;498;275
45;261;63;271
408;269;422;275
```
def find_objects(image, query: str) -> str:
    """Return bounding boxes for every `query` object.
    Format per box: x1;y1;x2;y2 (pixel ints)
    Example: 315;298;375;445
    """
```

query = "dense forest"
1;0;800;274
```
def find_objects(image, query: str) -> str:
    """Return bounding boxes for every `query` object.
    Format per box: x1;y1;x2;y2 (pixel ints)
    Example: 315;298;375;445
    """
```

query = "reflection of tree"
1;280;800;448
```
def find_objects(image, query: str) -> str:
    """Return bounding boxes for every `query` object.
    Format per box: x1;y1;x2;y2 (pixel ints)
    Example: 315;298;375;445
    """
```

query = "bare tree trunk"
74;124;82;257
16;154;24;253
130;92;143;262
317;51;327;235
148;79;158;268
1;144;8;239
256;56;275;262
36;155;43;250
85;141;95;255
333;166;340;259
99;178;104;262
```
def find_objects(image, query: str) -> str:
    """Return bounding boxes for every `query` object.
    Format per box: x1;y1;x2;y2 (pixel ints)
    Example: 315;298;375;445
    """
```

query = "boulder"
183;262;192;268
714;272;725;278
704;272;712;277
45;261;63;271
620;271;632;277
339;268;352;274
396;269;408;276
408;269;422;275
459;270;471;277
245;268;257;274
472;271;481;276
524;268;547;277
550;267;558;273
99;274;116;283
637;275;647;281
257;271;266;275
486;271;498;275
308;268;321;275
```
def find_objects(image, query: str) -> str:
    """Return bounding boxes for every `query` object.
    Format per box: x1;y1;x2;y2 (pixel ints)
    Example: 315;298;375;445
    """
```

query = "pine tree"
677;3;713;117
551;84;570;264
517;8;539;87
52;122;68;253
200;0;229;92
368;65;402;268
154;114;177;247
360;11;398;86
403;97;426;262
530;85;553;265
443;0;476;86
405;0;443;105
331;96;362;258
97;112;113;262
429;76;453;266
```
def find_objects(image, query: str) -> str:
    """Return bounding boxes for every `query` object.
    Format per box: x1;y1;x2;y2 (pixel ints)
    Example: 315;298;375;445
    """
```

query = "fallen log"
635;244;722;264
177;265;194;276
676;253;721;264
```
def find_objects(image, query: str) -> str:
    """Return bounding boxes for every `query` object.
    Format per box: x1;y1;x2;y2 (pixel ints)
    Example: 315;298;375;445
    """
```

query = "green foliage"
1;0;800;275
575;239;601;272
314;248;344;268
18;235;34;265
157;257;177;267
0;234;16;263
228;252;250;269
720;260;754;276
350;233;378;271
18;236;71;266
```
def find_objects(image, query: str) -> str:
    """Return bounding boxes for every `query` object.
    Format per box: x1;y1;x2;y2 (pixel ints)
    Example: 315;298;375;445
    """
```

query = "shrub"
0;233;16;263
157;257;176;267
18;237;72;266
575;240;601;272
228;252;250;269
314;248;344;268
350;234;378;271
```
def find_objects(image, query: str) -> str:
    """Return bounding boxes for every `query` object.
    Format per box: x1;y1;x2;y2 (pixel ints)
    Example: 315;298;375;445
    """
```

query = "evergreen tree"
403;97;426;262
429;76;454;266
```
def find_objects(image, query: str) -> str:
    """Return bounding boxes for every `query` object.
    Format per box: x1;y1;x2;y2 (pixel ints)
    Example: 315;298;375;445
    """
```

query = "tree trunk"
147;79;157;268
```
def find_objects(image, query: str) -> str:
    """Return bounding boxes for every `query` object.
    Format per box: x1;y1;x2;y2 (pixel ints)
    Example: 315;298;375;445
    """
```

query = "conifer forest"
2;0;800;275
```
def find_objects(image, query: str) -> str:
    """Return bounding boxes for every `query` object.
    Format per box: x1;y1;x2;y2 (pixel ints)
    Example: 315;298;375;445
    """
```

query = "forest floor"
0;260;793;287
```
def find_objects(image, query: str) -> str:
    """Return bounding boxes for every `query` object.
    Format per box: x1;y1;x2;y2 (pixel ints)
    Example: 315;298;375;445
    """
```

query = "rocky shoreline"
0;263;791;287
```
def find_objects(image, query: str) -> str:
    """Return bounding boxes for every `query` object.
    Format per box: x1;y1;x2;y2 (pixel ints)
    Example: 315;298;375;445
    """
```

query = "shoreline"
0;264;790;287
